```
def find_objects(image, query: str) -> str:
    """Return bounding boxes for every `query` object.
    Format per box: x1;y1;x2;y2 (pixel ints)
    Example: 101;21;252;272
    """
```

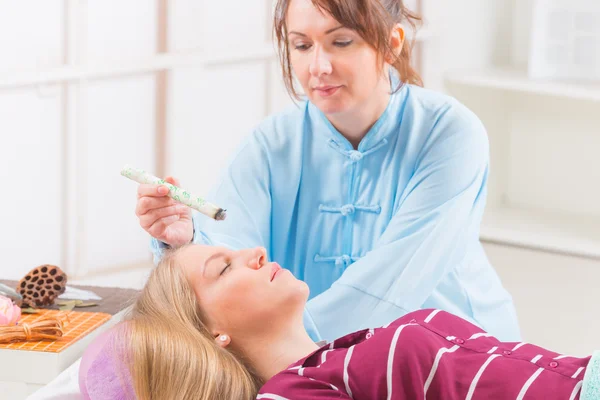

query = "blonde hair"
123;247;264;400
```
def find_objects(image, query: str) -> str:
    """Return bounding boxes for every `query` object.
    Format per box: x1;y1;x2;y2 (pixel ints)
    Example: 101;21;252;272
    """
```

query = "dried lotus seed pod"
16;264;67;307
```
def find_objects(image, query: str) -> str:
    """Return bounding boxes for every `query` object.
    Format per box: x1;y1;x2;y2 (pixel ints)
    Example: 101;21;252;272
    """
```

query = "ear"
214;333;231;348
386;23;405;63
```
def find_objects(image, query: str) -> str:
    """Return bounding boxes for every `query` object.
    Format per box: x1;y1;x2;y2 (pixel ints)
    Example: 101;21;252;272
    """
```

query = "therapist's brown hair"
273;0;423;100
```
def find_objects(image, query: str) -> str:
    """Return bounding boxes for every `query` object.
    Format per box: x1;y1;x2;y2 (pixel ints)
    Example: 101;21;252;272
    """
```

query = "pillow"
79;323;135;400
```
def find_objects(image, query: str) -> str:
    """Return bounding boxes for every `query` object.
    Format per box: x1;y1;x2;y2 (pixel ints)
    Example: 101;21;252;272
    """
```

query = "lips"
314;85;338;90
313;85;341;97
270;263;282;281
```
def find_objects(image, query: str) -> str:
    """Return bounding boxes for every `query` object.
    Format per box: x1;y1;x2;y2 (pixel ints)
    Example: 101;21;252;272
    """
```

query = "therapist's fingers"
146;215;180;239
146;212;193;242
136;176;182;199
138;204;189;230
135;195;177;217
163;176;181;187
137;183;170;199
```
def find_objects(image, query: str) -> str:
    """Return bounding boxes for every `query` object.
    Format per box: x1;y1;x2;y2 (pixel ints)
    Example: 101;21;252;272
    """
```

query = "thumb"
164;176;181;187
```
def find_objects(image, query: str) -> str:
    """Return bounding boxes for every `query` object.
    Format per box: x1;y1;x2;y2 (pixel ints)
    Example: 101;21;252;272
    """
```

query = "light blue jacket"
151;81;521;343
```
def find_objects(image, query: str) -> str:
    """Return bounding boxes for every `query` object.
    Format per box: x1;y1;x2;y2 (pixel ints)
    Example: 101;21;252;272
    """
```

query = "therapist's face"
179;245;309;340
285;0;390;116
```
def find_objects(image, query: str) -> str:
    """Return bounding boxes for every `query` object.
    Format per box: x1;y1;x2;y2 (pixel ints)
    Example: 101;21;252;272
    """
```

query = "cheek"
290;56;310;82
204;277;264;327
348;58;382;96
352;48;381;76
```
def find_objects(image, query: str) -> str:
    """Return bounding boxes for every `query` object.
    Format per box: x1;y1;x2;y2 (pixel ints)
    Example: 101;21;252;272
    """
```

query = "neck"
236;322;320;382
327;78;391;149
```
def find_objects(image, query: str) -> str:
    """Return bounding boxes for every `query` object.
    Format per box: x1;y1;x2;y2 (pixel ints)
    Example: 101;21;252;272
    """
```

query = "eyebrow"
202;251;227;277
288;25;345;37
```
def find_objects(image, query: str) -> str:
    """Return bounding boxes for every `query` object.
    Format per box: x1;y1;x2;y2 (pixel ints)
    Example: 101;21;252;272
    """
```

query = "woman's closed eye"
220;263;231;276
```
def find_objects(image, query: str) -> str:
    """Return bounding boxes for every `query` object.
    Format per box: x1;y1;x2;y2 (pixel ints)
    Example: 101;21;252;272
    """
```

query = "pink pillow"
79;323;136;400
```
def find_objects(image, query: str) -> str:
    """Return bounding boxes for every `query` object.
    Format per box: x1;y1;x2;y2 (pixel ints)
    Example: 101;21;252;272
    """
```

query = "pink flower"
0;294;21;326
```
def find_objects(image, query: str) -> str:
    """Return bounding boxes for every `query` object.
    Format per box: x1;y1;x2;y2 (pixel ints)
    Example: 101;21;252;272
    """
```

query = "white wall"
0;0;290;281
1;0;599;357
485;242;600;357
436;0;600;357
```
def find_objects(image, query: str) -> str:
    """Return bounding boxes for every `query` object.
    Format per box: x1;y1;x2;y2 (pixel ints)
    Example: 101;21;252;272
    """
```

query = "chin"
319;104;347;116
298;280;310;301
284;280;310;309
310;95;351;116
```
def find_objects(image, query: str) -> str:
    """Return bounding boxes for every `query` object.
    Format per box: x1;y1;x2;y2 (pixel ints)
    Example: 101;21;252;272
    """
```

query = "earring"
219;335;228;342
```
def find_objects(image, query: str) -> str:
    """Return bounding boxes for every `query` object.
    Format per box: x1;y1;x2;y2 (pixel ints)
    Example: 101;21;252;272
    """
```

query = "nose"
309;46;332;77
247;247;267;270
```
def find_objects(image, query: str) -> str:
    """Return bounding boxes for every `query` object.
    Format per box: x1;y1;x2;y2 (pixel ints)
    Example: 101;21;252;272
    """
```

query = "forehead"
179;244;210;266
178;245;225;282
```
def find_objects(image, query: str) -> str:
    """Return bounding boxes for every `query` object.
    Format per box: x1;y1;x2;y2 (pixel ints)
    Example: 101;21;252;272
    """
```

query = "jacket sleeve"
150;131;272;263
304;106;491;341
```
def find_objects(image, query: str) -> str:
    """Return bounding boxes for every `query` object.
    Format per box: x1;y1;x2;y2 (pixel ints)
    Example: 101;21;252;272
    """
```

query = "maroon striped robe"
257;309;589;399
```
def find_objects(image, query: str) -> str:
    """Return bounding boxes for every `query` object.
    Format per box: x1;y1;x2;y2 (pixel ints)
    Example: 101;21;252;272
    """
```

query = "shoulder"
258;369;338;398
387;308;487;338
403;84;483;127
400;85;489;159
252;101;308;148
403;85;487;139
403;84;481;122
223;101;308;167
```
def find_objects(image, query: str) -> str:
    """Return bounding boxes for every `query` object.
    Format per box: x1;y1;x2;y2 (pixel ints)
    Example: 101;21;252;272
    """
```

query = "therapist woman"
134;0;521;343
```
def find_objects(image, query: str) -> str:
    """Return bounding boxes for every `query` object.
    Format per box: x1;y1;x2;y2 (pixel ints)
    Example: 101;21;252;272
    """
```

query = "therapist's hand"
135;176;194;248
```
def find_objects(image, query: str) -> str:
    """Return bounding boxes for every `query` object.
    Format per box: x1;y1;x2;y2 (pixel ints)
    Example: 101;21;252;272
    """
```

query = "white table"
0;281;137;400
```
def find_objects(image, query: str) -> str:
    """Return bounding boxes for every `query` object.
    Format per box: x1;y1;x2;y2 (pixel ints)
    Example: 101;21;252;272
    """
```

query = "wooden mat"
0;309;111;353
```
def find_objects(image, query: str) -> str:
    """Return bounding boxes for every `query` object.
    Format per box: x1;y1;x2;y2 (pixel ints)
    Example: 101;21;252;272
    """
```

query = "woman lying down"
79;245;598;399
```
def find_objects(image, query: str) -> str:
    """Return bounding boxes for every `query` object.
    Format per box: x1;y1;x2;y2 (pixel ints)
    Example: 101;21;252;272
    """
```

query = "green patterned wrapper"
121;164;226;221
